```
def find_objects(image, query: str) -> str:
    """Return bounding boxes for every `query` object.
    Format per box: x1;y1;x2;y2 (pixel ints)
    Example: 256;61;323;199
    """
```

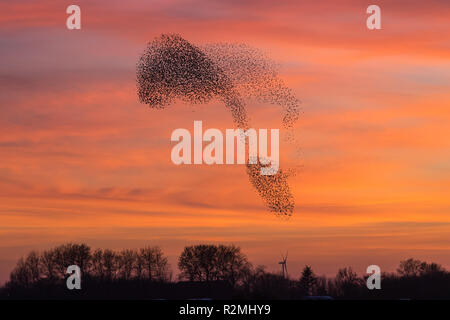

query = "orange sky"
1;0;450;284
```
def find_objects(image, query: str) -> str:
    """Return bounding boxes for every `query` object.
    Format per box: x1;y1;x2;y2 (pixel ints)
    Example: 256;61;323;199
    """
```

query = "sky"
0;0;449;284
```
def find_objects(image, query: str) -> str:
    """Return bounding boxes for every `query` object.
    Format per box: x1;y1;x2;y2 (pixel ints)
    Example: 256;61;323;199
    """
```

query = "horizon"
2;241;448;287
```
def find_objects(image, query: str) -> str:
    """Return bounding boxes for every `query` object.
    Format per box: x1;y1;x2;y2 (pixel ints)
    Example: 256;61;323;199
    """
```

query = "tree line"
9;243;171;285
1;243;450;299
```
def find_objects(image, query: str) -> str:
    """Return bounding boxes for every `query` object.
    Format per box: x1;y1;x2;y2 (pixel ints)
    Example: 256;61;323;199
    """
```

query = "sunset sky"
1;0;450;284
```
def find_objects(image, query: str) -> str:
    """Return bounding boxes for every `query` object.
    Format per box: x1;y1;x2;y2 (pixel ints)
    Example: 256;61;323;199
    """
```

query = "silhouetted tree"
9;258;32;287
216;245;252;286
299;265;317;296
135;250;145;279
25;251;40;283
178;245;218;282
102;249;118;280
9;251;41;287
91;249;104;278
397;258;445;277
178;244;250;286
40;249;57;281
4;245;450;300
397;258;423;277
117;249;136;280
334;267;363;298
243;266;292;299
71;243;91;275
51;243;91;278
139;246;170;281
315;275;329;296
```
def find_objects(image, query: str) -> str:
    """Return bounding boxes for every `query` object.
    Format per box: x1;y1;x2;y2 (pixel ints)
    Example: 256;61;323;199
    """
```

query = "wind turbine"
278;252;288;279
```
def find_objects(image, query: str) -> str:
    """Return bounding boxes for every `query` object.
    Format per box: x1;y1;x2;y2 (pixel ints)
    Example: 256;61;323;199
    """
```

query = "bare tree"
178;245;218;282
102;249;118;280
397;258;423;277
135;250;145;279
398;258;445;277
40;249;57;280
154;248;171;281
139;246;170;281
178;244;250;286
49;243;91;278
71;243;91;275
9;258;32;287
315;275;329;296
25;251;40;283
334;267;363;297
91;249;104;278
117;249;137;280
216;245;251;286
